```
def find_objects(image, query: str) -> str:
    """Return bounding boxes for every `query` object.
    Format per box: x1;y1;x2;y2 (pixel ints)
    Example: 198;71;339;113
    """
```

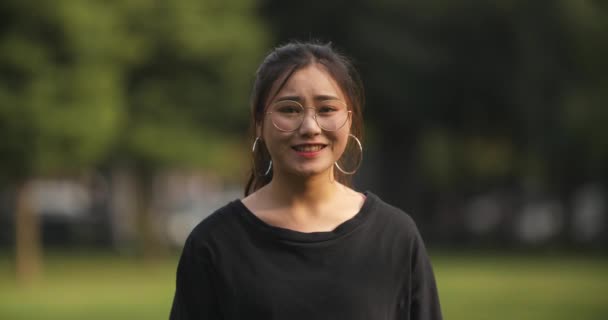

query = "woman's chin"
285;165;333;179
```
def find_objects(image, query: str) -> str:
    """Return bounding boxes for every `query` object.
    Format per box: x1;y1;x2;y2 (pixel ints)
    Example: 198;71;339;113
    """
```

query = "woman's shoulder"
185;199;245;245
365;191;420;234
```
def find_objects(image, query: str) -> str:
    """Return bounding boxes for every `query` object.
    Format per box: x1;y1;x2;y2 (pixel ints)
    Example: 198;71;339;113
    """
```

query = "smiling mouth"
292;144;327;152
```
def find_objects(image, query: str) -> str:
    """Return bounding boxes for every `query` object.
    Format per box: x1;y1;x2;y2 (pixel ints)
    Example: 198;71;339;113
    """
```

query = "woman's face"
260;64;351;179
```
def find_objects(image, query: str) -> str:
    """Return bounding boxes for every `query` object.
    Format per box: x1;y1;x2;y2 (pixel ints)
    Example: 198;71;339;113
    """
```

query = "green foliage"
418;129;515;187
263;0;608;192
558;0;608;173
117;0;267;176
0;1;127;178
0;0;268;180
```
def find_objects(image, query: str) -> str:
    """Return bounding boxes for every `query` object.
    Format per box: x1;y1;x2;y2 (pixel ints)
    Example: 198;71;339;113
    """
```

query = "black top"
170;192;442;320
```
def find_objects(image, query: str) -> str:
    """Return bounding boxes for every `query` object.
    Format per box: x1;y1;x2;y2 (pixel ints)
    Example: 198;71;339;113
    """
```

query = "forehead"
273;64;346;102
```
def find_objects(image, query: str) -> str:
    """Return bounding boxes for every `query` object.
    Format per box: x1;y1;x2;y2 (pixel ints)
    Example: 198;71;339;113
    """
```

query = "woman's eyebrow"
275;95;302;102
314;95;340;101
275;95;340;102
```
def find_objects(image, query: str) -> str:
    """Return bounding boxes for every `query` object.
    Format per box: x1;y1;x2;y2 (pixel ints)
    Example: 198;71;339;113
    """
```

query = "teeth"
294;145;324;152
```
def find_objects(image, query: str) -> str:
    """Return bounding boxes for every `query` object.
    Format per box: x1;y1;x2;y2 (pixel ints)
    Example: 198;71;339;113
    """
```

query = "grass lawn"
0;251;606;320
432;252;608;320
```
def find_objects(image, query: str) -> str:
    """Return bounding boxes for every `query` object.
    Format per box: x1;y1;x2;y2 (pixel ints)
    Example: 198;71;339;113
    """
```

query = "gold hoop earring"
335;134;363;175
252;137;272;176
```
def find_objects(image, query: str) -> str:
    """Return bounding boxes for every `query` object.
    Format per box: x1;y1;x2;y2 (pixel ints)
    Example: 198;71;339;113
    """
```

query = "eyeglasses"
265;100;351;132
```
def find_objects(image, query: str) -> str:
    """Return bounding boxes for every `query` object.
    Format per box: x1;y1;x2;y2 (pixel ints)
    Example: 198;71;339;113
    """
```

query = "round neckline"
234;191;377;243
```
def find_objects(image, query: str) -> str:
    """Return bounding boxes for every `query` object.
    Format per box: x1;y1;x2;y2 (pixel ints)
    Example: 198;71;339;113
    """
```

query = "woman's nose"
298;108;322;134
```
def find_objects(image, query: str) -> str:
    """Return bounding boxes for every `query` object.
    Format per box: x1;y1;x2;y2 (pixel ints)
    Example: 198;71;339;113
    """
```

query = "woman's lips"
292;144;327;158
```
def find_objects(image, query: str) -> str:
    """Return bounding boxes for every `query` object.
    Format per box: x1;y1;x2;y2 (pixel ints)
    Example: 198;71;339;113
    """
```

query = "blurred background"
0;0;606;319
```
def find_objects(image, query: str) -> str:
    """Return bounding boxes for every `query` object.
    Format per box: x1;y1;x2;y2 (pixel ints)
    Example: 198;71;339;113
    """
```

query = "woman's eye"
318;106;336;114
278;106;301;113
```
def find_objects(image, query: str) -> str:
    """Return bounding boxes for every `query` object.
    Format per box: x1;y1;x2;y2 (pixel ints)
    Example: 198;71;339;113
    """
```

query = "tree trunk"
15;179;42;285
134;170;166;262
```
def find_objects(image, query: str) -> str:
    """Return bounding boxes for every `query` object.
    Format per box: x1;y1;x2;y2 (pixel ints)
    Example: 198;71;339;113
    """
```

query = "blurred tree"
0;1;126;284
117;0;267;174
113;0;267;259
0;0;267;280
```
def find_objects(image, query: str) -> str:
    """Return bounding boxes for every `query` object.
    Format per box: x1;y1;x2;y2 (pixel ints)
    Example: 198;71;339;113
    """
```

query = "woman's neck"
265;170;342;211
242;169;363;232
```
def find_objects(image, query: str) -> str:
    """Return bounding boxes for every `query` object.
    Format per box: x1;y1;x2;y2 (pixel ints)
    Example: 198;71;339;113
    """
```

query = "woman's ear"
347;112;353;132
255;123;262;139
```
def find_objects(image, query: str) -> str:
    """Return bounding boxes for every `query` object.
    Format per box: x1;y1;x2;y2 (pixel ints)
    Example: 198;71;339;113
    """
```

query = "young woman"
170;41;442;320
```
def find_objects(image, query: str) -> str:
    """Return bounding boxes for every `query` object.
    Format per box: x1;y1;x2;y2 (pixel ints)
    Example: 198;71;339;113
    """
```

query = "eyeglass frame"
264;99;352;132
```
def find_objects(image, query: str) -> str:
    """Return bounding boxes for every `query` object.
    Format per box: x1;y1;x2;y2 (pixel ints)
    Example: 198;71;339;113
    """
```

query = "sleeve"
170;235;222;320
409;228;443;320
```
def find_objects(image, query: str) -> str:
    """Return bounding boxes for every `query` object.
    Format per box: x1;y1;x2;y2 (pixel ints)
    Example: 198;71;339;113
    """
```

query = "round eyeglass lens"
269;100;349;132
